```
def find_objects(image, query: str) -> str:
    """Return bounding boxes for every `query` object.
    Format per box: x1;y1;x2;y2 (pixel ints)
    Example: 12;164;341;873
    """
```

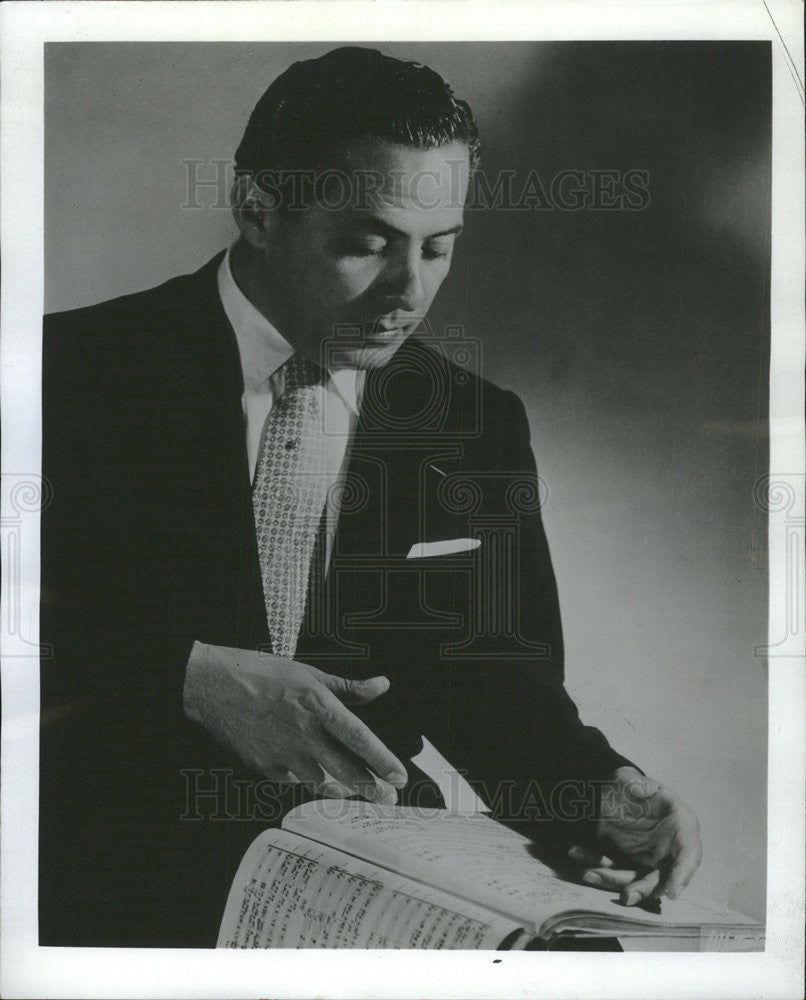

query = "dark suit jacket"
40;253;634;947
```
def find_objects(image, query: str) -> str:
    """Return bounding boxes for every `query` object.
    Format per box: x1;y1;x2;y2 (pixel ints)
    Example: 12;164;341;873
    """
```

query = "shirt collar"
217;246;362;416
328;367;362;417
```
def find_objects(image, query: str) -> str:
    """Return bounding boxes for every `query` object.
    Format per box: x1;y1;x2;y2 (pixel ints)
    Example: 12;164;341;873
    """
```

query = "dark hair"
234;46;480;184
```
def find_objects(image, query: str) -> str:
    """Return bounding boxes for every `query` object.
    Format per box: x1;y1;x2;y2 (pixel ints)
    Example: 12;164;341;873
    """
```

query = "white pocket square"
406;538;481;559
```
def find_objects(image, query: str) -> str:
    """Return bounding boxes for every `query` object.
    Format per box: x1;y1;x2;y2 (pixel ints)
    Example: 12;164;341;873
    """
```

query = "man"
39;46;701;948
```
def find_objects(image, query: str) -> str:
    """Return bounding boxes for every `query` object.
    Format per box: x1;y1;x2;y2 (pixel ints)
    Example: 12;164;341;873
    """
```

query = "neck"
229;239;285;331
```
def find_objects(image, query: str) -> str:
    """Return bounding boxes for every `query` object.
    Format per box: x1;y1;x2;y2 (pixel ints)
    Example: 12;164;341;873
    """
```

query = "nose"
383;249;426;313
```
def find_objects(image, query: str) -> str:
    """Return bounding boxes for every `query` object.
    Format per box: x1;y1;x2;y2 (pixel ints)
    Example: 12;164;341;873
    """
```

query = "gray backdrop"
44;41;770;921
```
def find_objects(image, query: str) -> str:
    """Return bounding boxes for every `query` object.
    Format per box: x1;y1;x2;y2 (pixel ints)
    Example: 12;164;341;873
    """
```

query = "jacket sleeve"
39;310;240;947
442;389;639;851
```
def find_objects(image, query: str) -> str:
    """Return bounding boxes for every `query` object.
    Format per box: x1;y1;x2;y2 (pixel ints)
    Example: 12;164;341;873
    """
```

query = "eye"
343;238;388;258
422;241;453;261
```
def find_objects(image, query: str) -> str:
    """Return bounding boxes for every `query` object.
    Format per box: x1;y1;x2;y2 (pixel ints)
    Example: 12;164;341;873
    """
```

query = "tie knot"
283;353;323;391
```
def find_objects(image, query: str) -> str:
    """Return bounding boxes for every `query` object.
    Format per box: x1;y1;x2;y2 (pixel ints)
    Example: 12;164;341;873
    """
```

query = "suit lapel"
335;337;476;558
172;255;270;652
335;337;457;557
304;340;467;664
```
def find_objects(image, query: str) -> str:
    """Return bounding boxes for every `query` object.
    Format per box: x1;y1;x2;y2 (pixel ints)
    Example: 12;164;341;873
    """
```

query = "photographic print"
1;3;803;999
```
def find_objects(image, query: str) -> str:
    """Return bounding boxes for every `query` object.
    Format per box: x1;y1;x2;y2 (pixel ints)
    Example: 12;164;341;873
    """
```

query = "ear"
230;174;273;249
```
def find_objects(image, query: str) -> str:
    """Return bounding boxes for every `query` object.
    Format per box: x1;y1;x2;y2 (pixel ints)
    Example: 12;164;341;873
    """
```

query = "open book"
218;800;763;950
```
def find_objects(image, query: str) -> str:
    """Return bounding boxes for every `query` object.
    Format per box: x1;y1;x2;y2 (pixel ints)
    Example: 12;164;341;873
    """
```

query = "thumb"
624;776;661;799
321;673;391;705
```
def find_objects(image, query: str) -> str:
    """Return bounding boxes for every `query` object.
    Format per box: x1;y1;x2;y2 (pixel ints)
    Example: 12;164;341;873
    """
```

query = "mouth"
327;319;416;369
362;316;418;343
365;327;404;343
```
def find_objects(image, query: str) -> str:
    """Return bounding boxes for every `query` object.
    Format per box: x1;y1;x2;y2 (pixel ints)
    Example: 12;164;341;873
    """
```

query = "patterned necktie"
252;353;329;658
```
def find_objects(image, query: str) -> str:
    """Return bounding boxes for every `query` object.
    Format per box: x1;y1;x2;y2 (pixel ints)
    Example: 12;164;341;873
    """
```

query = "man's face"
260;140;470;369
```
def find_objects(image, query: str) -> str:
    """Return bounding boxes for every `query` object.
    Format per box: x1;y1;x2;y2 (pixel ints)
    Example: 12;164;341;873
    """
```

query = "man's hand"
183;642;407;804
568;766;702;907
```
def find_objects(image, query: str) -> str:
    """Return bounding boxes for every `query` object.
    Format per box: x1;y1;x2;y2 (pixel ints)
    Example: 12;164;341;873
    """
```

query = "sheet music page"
217;828;526;949
283;802;760;934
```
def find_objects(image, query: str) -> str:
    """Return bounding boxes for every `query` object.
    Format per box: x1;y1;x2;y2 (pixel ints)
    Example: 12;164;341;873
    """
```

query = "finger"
286;755;353;799
621;869;661;906
259;767;300;784
663;842;703;900
309;689;407;786
372;785;398;806
310;669;392;707
313;730;399;804
568;845;612;868
582;866;639;890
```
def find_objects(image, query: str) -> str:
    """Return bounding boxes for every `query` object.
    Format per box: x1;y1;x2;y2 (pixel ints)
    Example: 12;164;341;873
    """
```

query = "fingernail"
568;846;583;860
625;890;640;906
582;872;602;885
386;770;407;786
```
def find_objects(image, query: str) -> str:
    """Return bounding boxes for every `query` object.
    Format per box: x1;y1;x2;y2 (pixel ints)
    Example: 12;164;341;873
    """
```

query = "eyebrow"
353;217;464;241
